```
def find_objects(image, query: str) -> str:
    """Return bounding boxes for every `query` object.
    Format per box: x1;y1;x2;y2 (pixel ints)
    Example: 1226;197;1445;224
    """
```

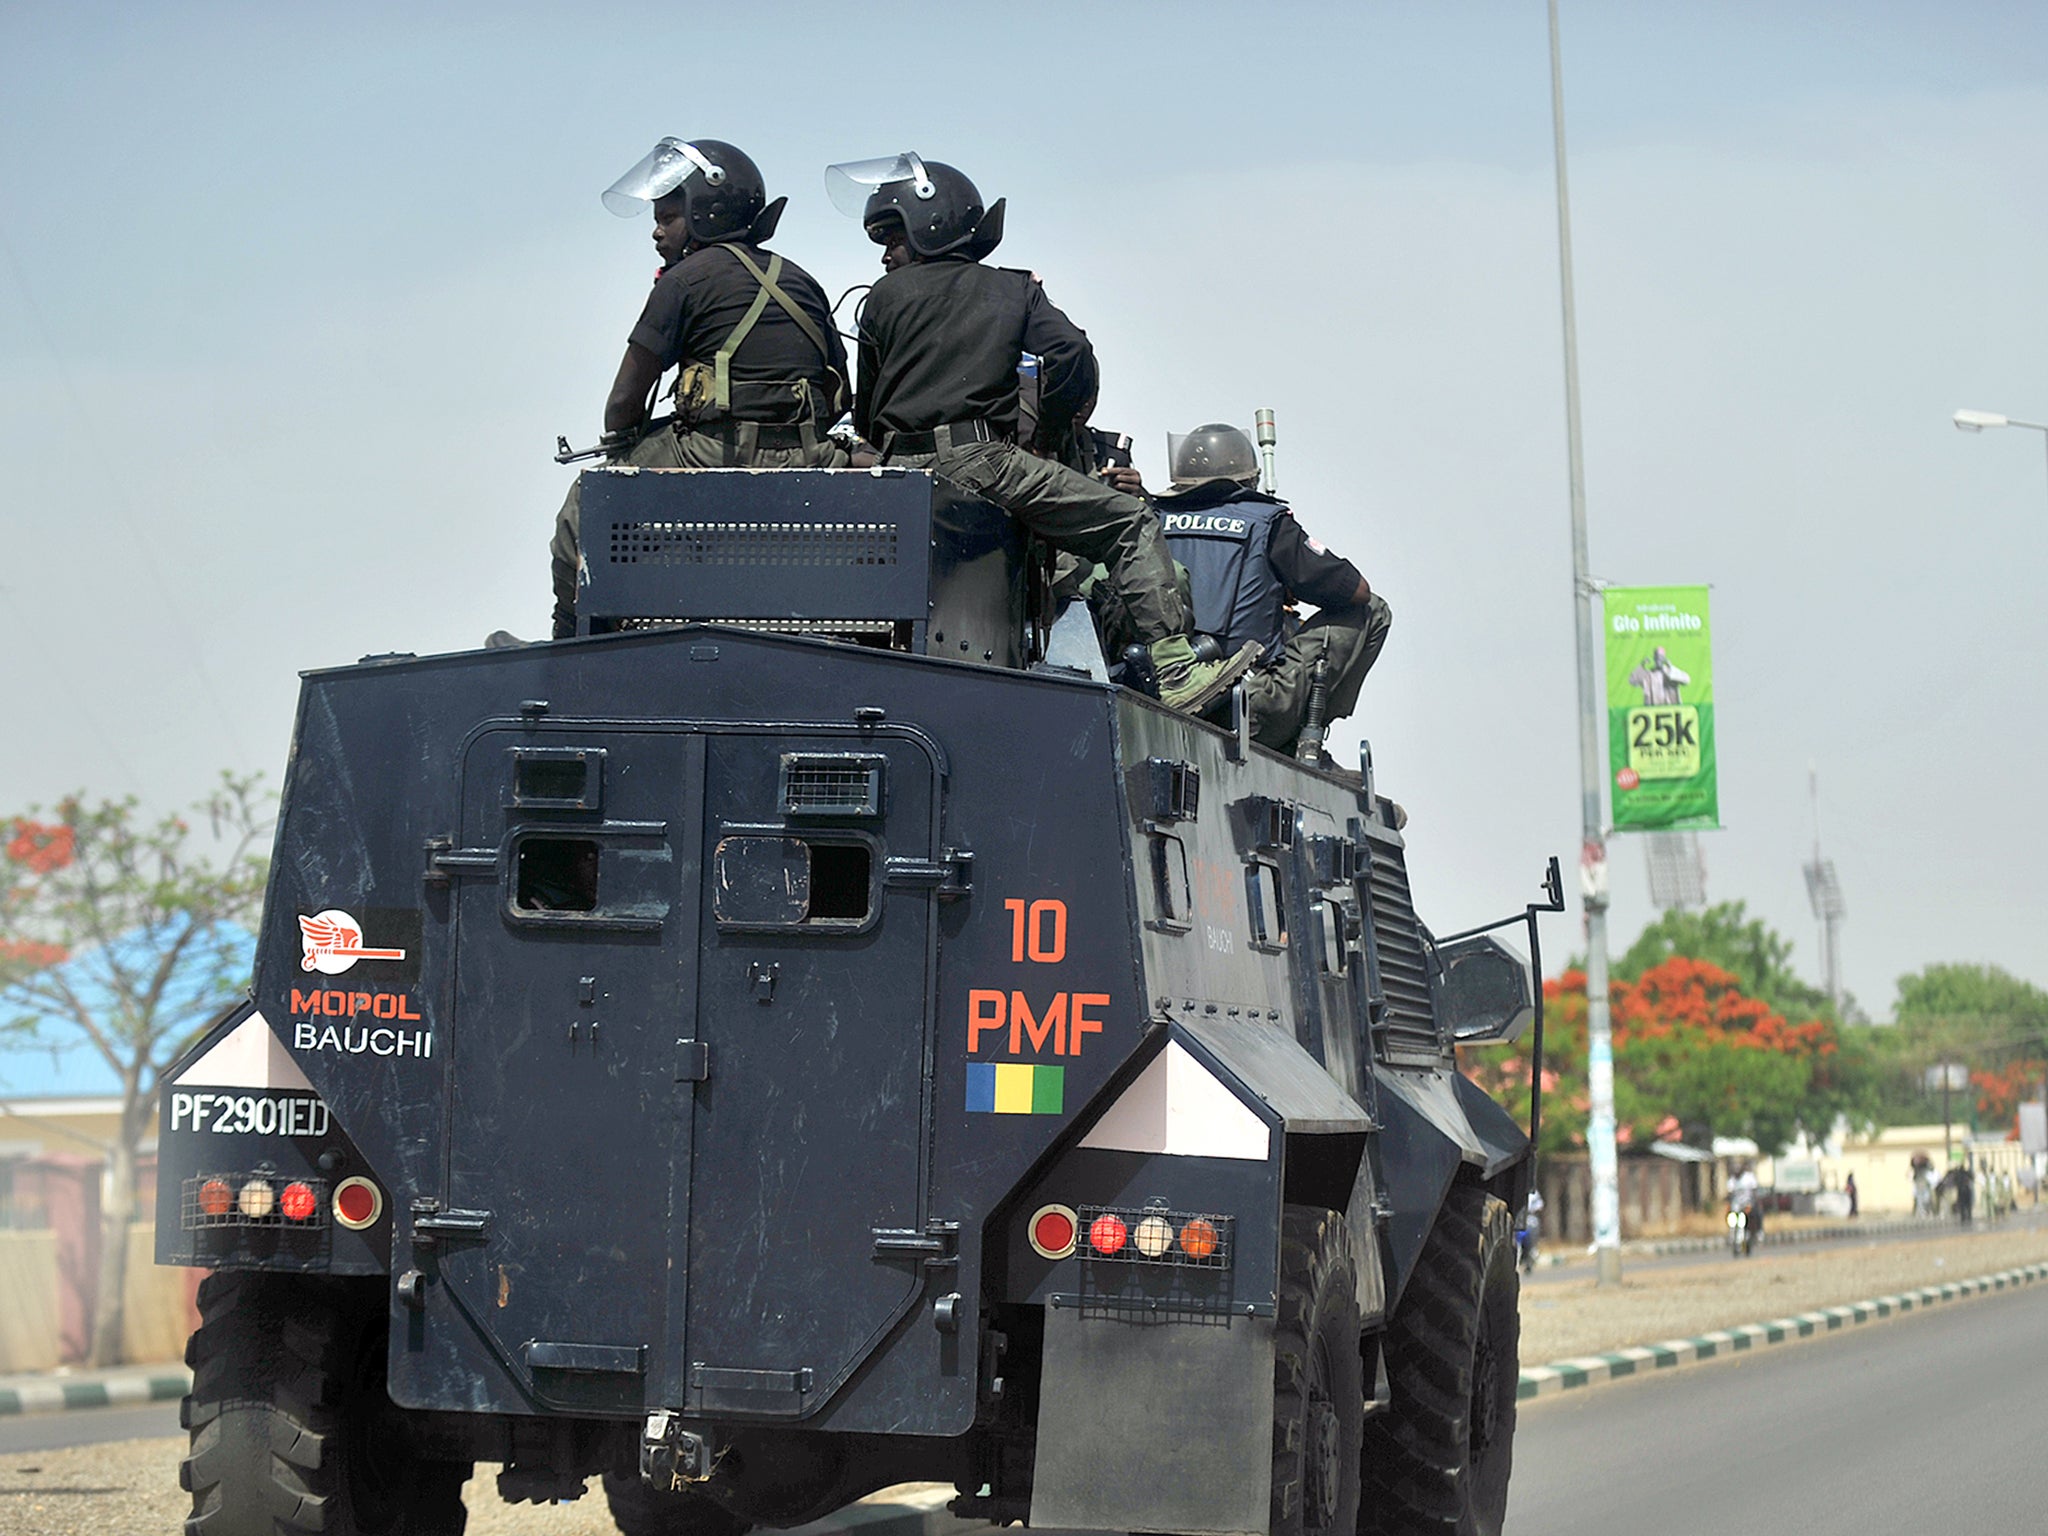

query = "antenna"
1801;763;1846;1011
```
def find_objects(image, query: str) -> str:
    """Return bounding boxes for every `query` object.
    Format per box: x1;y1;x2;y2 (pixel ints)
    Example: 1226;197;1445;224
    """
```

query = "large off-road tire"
1271;1205;1366;1536
181;1271;471;1536
602;1471;753;1536
1360;1185;1518;1536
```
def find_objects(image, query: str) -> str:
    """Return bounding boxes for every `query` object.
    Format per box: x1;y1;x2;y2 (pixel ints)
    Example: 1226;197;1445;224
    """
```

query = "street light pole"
1549;0;1623;1286
1953;409;2048;508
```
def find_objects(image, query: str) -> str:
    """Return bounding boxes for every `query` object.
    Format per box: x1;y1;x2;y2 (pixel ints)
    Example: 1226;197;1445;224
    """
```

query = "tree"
1462;955;1841;1157
0;778;270;1365
1887;962;2048;1133
1615;901;1838;1024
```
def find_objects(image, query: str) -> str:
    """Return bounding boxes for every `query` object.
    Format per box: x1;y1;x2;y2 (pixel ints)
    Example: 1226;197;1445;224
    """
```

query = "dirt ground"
8;1223;2047;1536
1518;1219;2048;1364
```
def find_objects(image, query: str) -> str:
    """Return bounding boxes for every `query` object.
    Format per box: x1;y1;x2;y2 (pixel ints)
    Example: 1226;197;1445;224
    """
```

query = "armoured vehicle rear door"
683;729;941;1420
434;727;701;1414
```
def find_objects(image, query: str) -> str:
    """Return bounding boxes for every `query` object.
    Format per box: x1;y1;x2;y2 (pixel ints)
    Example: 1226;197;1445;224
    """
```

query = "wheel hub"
1469;1315;1499;1460
1305;1392;1342;1531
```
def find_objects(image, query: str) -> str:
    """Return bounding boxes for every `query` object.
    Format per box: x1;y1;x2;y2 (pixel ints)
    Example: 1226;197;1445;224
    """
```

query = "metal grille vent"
779;754;884;818
1365;847;1442;1065
608;520;898;567
1071;1205;1237;1323
181;1174;330;1232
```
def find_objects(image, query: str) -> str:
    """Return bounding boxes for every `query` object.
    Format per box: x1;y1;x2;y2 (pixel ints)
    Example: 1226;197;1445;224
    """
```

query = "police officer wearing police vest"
549;138;849;638
825;151;1260;719
1156;424;1392;757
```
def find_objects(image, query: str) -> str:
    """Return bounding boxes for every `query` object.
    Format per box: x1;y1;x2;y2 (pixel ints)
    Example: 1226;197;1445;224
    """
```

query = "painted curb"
1517;1257;2048;1401
0;1368;189;1417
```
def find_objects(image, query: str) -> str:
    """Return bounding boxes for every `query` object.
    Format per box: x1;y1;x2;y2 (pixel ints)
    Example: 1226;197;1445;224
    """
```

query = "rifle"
554;414;677;465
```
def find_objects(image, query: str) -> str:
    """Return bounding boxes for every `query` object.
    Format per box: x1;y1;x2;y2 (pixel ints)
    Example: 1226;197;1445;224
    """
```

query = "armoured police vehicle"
158;464;1552;1536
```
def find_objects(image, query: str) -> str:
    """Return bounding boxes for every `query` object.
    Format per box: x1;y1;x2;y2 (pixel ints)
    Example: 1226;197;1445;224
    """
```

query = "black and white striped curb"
0;1367;188;1416
1518;1257;2048;1401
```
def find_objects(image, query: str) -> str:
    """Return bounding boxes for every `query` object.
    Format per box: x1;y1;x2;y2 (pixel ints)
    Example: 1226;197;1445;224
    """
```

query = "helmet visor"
602;138;728;217
824;153;935;220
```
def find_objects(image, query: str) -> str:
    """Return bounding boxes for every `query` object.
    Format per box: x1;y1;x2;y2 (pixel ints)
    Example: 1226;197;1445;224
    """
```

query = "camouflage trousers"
1246;594;1393;754
549;421;848;637
893;440;1189;644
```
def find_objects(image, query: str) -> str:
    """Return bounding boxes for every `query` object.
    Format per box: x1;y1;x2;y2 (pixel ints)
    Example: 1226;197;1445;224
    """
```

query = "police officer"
1156;424;1391;757
549;138;850;638
825;152;1259;717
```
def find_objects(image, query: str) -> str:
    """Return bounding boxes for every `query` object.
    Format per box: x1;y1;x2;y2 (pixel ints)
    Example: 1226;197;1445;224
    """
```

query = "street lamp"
1953;408;2048;503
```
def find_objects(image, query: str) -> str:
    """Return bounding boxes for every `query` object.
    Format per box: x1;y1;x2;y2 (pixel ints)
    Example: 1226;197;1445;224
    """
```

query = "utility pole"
1548;0;1622;1285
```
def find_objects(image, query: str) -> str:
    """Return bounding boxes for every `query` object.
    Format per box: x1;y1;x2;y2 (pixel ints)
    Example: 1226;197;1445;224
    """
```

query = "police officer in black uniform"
825;152;1259;717
1157;423;1392;757
549;138;849;638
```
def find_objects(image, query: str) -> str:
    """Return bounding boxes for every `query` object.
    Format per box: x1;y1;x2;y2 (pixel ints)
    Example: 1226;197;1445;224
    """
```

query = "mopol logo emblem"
298;910;408;975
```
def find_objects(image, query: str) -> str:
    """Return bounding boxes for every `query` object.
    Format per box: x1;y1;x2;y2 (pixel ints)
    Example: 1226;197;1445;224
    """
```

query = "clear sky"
3;0;2046;1075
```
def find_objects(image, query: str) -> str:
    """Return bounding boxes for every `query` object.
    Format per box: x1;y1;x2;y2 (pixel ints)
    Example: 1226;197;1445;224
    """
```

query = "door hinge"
423;835;497;886
872;1219;960;1265
411;1200;492;1245
676;1040;709;1083
882;848;974;898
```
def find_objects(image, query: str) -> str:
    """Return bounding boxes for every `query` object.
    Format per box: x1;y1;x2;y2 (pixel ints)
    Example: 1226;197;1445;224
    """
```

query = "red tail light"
1028;1204;1078;1260
1087;1213;1128;1256
280;1182;318;1222
332;1176;383;1230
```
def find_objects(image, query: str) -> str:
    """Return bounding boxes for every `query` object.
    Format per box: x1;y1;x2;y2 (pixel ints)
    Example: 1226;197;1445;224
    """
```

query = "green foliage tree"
1615;901;1836;1024
1463;955;1840;1158
1882;962;2048;1132
0;777;270;1366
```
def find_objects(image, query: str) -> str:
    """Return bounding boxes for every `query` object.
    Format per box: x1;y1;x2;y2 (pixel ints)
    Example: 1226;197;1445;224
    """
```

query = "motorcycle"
1516;1210;1541;1274
1727;1203;1756;1258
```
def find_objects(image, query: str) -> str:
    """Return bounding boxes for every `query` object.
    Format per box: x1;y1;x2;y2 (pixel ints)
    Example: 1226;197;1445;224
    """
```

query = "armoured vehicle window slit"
712;835;875;930
1148;832;1193;931
515;837;600;912
806;842;871;921
1245;860;1287;950
511;750;601;810
1316;898;1349;977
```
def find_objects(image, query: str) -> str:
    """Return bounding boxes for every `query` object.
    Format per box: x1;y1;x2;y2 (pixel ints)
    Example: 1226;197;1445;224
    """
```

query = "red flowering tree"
1;777;271;1365
1462;955;1840;1156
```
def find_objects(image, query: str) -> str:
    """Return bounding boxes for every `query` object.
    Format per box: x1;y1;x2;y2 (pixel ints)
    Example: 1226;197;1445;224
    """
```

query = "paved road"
0;1402;179;1455
1507;1278;2048;1534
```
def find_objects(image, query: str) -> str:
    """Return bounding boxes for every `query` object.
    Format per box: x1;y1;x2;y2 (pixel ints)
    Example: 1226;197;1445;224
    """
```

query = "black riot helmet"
603;138;785;244
1167;423;1261;488
825;152;1006;260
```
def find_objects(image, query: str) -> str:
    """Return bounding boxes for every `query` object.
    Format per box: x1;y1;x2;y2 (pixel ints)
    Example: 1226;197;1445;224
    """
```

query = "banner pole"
1549;0;1622;1286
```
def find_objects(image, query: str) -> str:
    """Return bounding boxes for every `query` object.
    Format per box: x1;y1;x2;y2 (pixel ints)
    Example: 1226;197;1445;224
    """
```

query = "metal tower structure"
1644;832;1707;912
1802;765;1846;1012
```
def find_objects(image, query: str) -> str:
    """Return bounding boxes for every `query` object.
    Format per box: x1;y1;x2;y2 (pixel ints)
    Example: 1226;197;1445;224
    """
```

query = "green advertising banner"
1604;585;1719;831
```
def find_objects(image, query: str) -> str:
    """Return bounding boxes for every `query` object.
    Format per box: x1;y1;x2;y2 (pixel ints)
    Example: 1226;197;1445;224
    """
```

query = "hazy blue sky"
5;1;2048;1094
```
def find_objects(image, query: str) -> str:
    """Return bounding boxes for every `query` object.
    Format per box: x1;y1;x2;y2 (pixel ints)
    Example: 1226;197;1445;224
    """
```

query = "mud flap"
1031;1304;1275;1535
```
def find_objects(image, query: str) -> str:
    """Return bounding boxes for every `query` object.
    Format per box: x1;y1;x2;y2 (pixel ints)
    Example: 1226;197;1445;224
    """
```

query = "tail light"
333;1176;384;1231
1027;1203;1078;1260
182;1173;330;1231
1087;1213;1129;1256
